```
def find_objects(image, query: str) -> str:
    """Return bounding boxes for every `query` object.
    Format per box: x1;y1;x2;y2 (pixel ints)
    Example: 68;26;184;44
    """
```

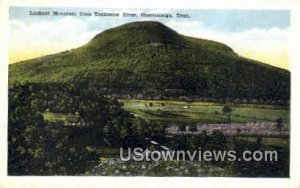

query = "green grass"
42;112;76;124
120;99;290;125
86;146;121;158
233;136;289;148
42;100;289;126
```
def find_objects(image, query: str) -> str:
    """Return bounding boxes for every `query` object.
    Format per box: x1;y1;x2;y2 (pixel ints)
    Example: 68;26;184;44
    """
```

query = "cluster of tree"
167;130;228;167
8;82;164;175
8;81;289;176
233;137;289;177
169;130;226;150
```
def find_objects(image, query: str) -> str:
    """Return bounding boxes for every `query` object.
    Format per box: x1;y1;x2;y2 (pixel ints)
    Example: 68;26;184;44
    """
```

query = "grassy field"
233;136;289;148
119;99;290;125
42;112;76;124
42;99;289;126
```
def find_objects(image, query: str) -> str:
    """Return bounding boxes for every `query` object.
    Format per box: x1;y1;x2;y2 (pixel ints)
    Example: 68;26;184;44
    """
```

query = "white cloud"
165;20;289;69
10;17;100;62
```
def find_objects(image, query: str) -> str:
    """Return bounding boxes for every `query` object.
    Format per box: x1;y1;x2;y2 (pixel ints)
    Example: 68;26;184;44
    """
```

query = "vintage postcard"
1;0;300;187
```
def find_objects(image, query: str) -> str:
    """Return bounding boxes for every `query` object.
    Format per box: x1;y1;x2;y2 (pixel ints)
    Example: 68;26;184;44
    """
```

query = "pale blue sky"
10;7;290;32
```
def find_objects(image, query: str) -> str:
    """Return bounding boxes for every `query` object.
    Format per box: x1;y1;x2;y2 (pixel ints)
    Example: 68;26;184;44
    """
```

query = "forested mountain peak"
9;21;290;102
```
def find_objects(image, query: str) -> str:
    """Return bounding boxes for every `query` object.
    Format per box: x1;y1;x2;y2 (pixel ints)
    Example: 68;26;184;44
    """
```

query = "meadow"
119;99;290;125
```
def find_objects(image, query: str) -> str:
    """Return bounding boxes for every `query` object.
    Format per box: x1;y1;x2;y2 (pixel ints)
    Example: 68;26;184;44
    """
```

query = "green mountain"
9;21;290;101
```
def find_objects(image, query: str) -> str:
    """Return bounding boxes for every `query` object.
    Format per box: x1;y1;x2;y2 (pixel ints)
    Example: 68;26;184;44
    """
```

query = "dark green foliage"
8;84;45;174
7;82;153;175
170;130;227;152
276;117;284;133
233;138;289;177
8;83;97;175
222;105;233;123
9;21;290;103
179;124;186;135
8;82;290;176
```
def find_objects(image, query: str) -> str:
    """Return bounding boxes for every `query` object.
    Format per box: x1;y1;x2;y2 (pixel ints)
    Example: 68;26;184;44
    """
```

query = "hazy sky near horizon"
9;7;290;69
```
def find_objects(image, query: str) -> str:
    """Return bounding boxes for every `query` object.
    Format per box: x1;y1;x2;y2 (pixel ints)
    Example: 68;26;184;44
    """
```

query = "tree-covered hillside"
9;21;290;102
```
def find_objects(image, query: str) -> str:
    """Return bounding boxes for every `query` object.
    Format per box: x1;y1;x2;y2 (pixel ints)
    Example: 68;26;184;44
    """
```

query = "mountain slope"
9;21;290;101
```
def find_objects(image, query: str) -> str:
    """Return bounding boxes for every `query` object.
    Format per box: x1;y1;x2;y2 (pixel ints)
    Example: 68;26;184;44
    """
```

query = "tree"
189;124;198;135
256;136;263;148
8;83;136;175
276;117;284;134
209;130;227;151
8;84;46;174
222;105;233;123
179;125;186;135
